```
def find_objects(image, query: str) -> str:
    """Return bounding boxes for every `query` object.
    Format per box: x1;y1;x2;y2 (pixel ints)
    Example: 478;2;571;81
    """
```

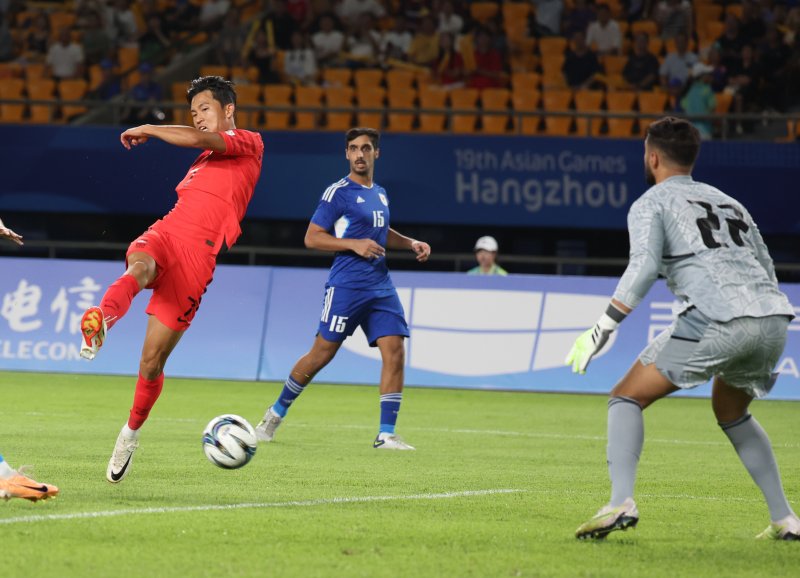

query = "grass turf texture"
1;371;797;578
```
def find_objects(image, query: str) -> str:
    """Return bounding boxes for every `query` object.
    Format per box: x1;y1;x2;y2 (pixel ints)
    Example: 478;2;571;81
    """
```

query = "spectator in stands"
163;0;200;39
282;30;317;85
586;4;622;55
716;14;746;71
562;30;604;89
337;0;386;29
286;0;313;31
654;0;692;40
81;11;112;66
247;29;281;84
623;32;660;90
407;15;439;68
562;0;596;39
380;13;412;62
433;31;464;88
468;236;508;276
531;0;564;37
199;0;230;30
0;9;12;62
680;62;717;139
344;13;381;68
707;45;730;94
123;62;165;124
108;0;139;42
659;31;698;90
758;24;791;110
47;28;85;80
727;44;764;134
437;1;464;36
139;13;171;65
216;10;245;68
467;27;506;89
312;13;345;68
91;58;122;100
25;11;51;61
254;0;297;51
739;0;767;47
398;0;429;28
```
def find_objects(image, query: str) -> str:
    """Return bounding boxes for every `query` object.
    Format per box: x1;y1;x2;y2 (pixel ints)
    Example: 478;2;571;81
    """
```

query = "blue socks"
0;454;14;478
379;393;403;434
272;376;307;418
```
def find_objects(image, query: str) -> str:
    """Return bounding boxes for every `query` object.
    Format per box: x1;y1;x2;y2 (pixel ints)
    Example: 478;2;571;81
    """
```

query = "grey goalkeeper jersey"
613;175;794;322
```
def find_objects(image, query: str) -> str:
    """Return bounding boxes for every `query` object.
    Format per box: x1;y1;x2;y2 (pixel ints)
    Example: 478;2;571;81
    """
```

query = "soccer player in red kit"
79;76;264;483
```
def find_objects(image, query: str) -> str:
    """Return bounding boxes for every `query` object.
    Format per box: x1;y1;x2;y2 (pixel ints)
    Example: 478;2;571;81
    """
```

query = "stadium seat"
59;79;88;121
24;62;47;81
26;78;57;123
294;85;323;129
231;65;260;84
637;91;668;116
725;4;743;19
630;20;659;38
356;86;386;129
470;2;499;23
481;88;510;134
418;86;448;133
538;37;568;58
235;84;262;129
354;69;384;90
449;88;479;134
262;84;293;130
664;37;697;54
386;87;416;132
502;2;531;24
49;11;76;33
573;89;604;137
715;91;733;114
0;62;22;79
605;90;637;137
117;46;140;73
700;21;726;44
200;65;229;79
323;86;354;131
648;37;664;57
512;88;541;135
88;64;103;91
511;71;541;93
0;78;25;123
322;68;353;88
695;5;724;28
386;69;416;92
509;38;538;72
541;55;567;89
602;55;627;77
541;89;573;136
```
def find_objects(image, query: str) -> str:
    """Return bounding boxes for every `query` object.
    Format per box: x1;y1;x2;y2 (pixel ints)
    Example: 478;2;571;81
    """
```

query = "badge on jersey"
225;130;236;136
379;193;388;206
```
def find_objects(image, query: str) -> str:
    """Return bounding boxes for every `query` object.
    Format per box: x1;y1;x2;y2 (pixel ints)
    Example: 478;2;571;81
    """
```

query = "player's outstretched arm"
387;228;431;262
120;125;227;152
0;217;23;246
565;299;630;374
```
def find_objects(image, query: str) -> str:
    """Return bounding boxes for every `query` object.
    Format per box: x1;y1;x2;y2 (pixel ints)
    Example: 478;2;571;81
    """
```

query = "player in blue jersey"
255;127;431;450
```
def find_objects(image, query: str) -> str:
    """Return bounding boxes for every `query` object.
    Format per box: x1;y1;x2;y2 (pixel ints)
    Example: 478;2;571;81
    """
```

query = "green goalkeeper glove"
565;311;621;374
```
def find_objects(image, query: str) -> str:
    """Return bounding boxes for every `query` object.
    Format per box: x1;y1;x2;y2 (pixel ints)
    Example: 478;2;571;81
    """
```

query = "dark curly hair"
645;116;701;167
186;76;237;107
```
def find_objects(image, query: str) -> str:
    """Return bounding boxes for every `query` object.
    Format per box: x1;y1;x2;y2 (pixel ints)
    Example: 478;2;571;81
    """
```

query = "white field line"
0;489;523;526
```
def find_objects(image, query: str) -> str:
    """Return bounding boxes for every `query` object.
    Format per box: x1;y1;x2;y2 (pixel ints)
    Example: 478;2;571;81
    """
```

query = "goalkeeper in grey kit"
566;117;798;541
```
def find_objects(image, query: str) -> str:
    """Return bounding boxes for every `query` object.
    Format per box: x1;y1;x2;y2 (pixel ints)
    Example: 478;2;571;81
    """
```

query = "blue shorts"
317;286;409;346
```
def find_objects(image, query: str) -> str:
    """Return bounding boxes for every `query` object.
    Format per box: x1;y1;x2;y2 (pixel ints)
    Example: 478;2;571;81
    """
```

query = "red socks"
100;274;141;330
128;372;164;430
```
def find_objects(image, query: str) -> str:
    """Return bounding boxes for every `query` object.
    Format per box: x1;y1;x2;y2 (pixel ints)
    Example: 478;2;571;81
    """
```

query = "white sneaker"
575;497;639;539
106;430;139;483
373;432;415;450
80;306;107;360
756;514;800;541
255;406;283;442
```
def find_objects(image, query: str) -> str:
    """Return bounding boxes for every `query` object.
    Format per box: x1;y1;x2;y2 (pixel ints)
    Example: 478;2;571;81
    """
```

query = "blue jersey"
310;176;394;290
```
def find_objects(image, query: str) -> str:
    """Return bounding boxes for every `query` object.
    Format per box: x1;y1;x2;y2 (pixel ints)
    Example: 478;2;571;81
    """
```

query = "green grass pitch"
1;371;798;577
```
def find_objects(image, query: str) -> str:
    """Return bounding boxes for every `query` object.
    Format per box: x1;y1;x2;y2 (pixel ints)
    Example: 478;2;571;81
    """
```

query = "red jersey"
153;129;263;253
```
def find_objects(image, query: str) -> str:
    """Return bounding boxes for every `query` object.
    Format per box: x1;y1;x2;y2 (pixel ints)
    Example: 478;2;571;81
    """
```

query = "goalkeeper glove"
565;308;624;374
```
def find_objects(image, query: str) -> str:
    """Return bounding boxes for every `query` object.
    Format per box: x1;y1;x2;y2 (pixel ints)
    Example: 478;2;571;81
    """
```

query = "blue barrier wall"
0;126;798;233
2;257;798;399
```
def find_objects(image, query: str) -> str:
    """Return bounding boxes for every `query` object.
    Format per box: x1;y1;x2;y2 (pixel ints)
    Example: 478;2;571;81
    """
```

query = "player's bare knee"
139;352;167;380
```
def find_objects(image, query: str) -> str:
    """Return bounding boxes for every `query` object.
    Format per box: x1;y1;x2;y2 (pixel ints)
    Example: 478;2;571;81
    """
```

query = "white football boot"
575;497;639;539
373;432;415;450
107;429;139;483
756;514;800;541
255;406;283;442
80;306;107;360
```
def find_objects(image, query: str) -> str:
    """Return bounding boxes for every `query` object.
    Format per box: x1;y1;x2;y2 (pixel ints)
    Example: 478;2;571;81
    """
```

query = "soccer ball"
202;414;258;469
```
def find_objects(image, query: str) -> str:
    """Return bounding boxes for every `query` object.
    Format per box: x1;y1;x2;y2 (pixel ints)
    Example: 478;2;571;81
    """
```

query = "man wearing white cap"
681;62;717;140
468;235;508;275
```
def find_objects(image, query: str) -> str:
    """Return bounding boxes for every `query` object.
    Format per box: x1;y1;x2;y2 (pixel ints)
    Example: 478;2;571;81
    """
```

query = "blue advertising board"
2;257;798;400
0;126;798;233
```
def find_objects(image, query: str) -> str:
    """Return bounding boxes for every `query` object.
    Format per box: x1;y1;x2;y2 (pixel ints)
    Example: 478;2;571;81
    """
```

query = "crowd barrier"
1;257;798;399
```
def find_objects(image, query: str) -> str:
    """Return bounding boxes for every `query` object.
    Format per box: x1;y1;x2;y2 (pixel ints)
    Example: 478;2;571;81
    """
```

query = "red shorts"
126;228;216;331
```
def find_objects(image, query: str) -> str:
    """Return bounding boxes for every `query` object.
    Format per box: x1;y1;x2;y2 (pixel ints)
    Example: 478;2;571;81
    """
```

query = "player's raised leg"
712;376;800;540
107;315;183;483
0;453;59;501
576;361;677;539
80;252;155;360
373;335;414;450
256;335;341;442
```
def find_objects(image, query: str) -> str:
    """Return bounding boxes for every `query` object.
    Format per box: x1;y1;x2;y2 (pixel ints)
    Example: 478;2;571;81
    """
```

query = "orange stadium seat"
386;87;416;132
200;65;229;79
509;37;537;72
512;88;541;135
538;37;568;58
322;67;353;88
294;85;323;129
323;86;354;131
573;89;604;136
605;90;637;137
0;78;25;123
480;88;510;134
502;2;531;24
449;88;479;134
171;81;192;124
354;69;384;90
695;4;724;26
541;88;573;136
637;91;668;116
470;2;499;23
725;4;744;19
117;46;140;73
262;84;293;130
88;64;103;91
356;86;386;129
511;71;541;92
24;62;47;81
602;55;627;77
541;54;566;89
59;78;88;121
648;37;664;57
630;20;659;38
385;69;416;92
234;83;262;128
715;91;733;114
26;78;57;123
418;86;448;133
231;65;260;84
49;11;77;33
